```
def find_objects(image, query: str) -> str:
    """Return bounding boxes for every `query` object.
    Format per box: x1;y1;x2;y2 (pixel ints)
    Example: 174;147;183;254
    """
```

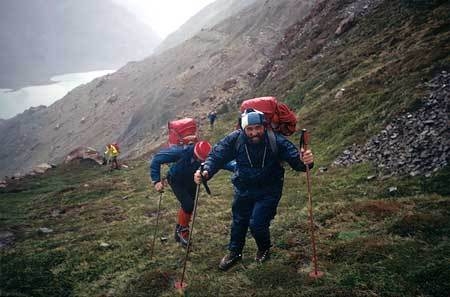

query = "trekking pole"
200;163;211;195
300;129;324;279
149;190;164;260
174;182;201;291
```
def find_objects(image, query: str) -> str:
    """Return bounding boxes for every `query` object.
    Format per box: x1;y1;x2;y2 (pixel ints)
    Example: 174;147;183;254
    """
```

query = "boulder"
33;163;52;174
64;146;103;165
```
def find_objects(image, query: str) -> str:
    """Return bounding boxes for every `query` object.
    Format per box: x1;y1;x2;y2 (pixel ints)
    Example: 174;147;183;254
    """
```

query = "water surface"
0;69;115;119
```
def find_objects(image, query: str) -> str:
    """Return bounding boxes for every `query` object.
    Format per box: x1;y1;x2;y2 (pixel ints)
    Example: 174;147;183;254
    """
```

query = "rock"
388;186;398;193
64;146;103;165
100;242;110;248
335;13;355;36
319;166;328;172
335;88;345;99
33;163;52;174
170;90;184;98
409;170;421;177
106;94;118;104
222;78;238;91
38;227;53;234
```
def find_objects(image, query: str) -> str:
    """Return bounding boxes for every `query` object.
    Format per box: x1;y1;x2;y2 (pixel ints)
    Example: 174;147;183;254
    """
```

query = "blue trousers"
167;176;196;214
229;191;281;253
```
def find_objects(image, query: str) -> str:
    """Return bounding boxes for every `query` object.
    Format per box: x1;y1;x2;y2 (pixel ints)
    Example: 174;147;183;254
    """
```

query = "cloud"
111;0;215;38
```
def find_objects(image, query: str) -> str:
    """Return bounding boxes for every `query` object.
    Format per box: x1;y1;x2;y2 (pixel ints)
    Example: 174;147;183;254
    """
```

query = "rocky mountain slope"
250;0;449;172
0;0;315;177
0;0;448;179
334;72;449;177
0;0;160;90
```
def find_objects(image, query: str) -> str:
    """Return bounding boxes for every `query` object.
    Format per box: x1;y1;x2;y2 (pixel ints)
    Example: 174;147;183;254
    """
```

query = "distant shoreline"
0;69;116;120
0;65;122;91
0;78;56;92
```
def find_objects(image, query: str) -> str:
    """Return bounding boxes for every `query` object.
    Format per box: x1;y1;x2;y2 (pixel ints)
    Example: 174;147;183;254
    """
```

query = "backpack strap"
234;131;245;152
266;128;278;155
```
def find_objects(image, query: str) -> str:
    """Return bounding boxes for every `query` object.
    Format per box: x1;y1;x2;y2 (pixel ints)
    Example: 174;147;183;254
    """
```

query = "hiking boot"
175;225;190;248
255;248;270;263
219;251;242;271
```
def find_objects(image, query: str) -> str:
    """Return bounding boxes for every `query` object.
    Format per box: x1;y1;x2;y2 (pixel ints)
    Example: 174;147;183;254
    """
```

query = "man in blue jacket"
194;109;314;271
208;110;217;129
150;141;212;247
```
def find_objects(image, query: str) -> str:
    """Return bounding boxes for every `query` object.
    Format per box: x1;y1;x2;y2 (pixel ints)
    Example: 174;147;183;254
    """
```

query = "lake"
0;69;115;120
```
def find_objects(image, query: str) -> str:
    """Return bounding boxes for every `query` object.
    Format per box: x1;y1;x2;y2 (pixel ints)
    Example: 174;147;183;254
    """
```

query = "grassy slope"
1;137;449;297
1;1;449;297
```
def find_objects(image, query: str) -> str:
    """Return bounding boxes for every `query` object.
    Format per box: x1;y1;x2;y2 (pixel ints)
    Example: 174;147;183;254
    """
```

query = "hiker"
194;109;314;271
207;110;217;129
150;141;213;248
104;143;120;169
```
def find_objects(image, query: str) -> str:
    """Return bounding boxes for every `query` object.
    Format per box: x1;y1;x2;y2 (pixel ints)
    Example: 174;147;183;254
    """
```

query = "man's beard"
248;134;263;143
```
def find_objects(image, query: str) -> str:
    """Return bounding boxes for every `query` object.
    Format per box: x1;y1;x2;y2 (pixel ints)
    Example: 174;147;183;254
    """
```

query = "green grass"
1;159;448;297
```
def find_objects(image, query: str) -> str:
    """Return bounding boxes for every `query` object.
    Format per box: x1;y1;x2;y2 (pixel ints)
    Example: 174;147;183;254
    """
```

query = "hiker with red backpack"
150;141;213;247
194;108;314;271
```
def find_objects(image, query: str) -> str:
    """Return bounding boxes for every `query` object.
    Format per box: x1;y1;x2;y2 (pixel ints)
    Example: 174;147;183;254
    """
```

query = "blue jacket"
203;129;311;195
208;112;217;121
150;144;235;185
150;145;200;185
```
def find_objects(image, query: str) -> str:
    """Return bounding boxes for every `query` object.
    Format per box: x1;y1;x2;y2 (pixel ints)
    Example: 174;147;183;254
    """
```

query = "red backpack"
240;96;297;136
168;118;199;146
